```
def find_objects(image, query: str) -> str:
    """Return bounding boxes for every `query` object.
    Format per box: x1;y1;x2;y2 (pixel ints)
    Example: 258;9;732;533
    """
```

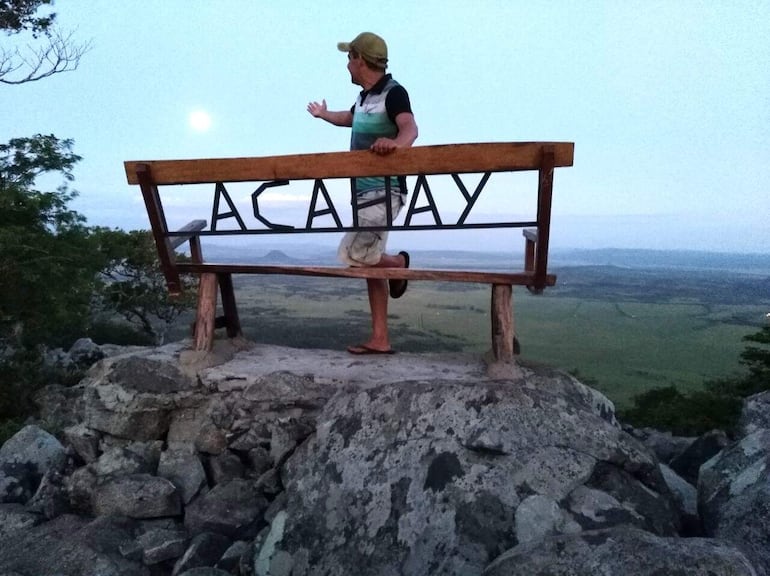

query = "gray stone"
172;532;232;576
185;478;268;539
255;376;674;576
699;429;770;575
136;527;188;565
26;463;71;519
0;514;148;576
740;391;770;436
0;425;66;478
0;425;66;504
0;503;42;539
216;540;251;572
91;445;156;477
63;423;101;464
483;525;758;575
68;337;105;367
205;450;245;485
246;446;272;476
660;462;699;530
195;421;229;455
92;473;181;518
158;449;208;504
627;426;696;464
177;568;232;576
670;429;731;485
82;353;199;441
32;384;86;434
65;465;97;514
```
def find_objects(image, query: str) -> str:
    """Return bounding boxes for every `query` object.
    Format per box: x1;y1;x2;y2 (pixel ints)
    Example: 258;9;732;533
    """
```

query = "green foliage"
91;228;197;345
0;135;103;349
620;324;770;436
619;385;743;437
0;0;55;35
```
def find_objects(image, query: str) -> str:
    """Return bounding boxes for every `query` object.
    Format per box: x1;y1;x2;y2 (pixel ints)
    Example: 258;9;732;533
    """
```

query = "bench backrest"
124;142;574;292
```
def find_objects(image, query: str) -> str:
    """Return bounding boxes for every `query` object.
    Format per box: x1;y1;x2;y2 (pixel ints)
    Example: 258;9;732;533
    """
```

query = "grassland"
166;248;769;409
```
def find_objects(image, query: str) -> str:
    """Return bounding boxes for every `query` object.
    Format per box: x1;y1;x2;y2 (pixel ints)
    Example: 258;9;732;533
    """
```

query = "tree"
0;0;91;85
92;228;197;345
0;134;102;349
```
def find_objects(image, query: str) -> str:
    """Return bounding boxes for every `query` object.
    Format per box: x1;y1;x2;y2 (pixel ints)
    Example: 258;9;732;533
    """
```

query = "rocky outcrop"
0;340;767;576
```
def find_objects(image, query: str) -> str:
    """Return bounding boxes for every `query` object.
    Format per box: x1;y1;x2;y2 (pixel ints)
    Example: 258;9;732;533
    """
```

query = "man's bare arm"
307;99;353;127
369;112;418;154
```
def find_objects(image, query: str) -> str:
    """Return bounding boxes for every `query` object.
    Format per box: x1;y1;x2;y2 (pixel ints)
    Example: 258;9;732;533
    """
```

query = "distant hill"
193;242;770;275
551;248;770;274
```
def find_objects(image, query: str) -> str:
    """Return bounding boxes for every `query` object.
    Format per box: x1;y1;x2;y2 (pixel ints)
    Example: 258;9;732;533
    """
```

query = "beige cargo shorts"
338;189;406;266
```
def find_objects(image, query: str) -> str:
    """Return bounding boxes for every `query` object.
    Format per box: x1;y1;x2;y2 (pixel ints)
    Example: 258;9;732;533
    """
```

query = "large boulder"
0;425;66;504
185;478;268;539
483;525;758;575
83;351;200;441
699;429;770;575
255;370;679;576
0;514;148;576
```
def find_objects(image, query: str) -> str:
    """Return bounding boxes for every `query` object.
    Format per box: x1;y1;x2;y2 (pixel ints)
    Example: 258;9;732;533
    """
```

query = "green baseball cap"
337;32;388;69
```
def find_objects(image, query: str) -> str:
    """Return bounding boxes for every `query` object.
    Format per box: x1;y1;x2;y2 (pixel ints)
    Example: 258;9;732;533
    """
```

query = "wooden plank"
125;142;574;185
533;148;555;292
194;273;218;351
169;219;207;249
491;284;514;361
135;164;181;294
175;263;557;287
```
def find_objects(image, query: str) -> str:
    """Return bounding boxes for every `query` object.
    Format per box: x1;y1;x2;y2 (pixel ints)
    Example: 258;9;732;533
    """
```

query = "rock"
26;460;73;519
482;525;758;575
740;391;770;436
255;376;676;576
65;465;97;514
626;426;696;464
83;354;198;441
32;384;86;432
204;450;245;485
0;514;148;576
177;568;232;576
670;429;731;485
0;425;66;504
185;478;268;539
195;421;229;455
245;446;272;477
63;423;101;463
172;532;232;576
0;503;42;539
216;540;251;573
68;337;105;368
699;429;770;575
136;526;189;565
92;473;182;518
91;445;157;477
158;449;208;504
660;463;699;534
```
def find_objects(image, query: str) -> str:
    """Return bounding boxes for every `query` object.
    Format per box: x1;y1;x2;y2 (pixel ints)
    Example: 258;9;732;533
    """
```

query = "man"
307;31;418;355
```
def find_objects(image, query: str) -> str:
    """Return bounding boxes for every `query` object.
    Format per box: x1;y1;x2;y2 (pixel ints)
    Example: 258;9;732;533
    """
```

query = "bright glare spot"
188;109;212;132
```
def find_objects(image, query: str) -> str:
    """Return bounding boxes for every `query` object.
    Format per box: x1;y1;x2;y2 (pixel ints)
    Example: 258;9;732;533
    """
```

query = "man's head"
338;32;388;70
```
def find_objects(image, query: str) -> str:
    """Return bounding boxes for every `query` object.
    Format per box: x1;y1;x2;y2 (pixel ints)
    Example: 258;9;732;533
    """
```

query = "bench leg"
194;273;218;351
217;273;242;338
491;284;515;361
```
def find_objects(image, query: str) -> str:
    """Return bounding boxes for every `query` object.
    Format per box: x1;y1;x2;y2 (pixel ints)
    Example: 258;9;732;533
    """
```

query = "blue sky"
4;1;769;253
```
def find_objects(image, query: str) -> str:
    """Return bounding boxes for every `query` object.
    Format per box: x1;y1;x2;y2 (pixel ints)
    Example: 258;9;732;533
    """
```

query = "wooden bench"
124;141;574;361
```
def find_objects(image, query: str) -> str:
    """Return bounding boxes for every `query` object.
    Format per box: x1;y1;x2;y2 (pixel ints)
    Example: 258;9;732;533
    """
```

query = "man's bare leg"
348;252;407;353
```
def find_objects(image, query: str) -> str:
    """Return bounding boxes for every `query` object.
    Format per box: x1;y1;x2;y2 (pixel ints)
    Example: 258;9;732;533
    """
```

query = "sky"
4;0;769;253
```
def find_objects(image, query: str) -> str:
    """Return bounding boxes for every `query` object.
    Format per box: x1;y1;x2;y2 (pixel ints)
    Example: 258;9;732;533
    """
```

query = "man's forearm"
320;110;353;127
